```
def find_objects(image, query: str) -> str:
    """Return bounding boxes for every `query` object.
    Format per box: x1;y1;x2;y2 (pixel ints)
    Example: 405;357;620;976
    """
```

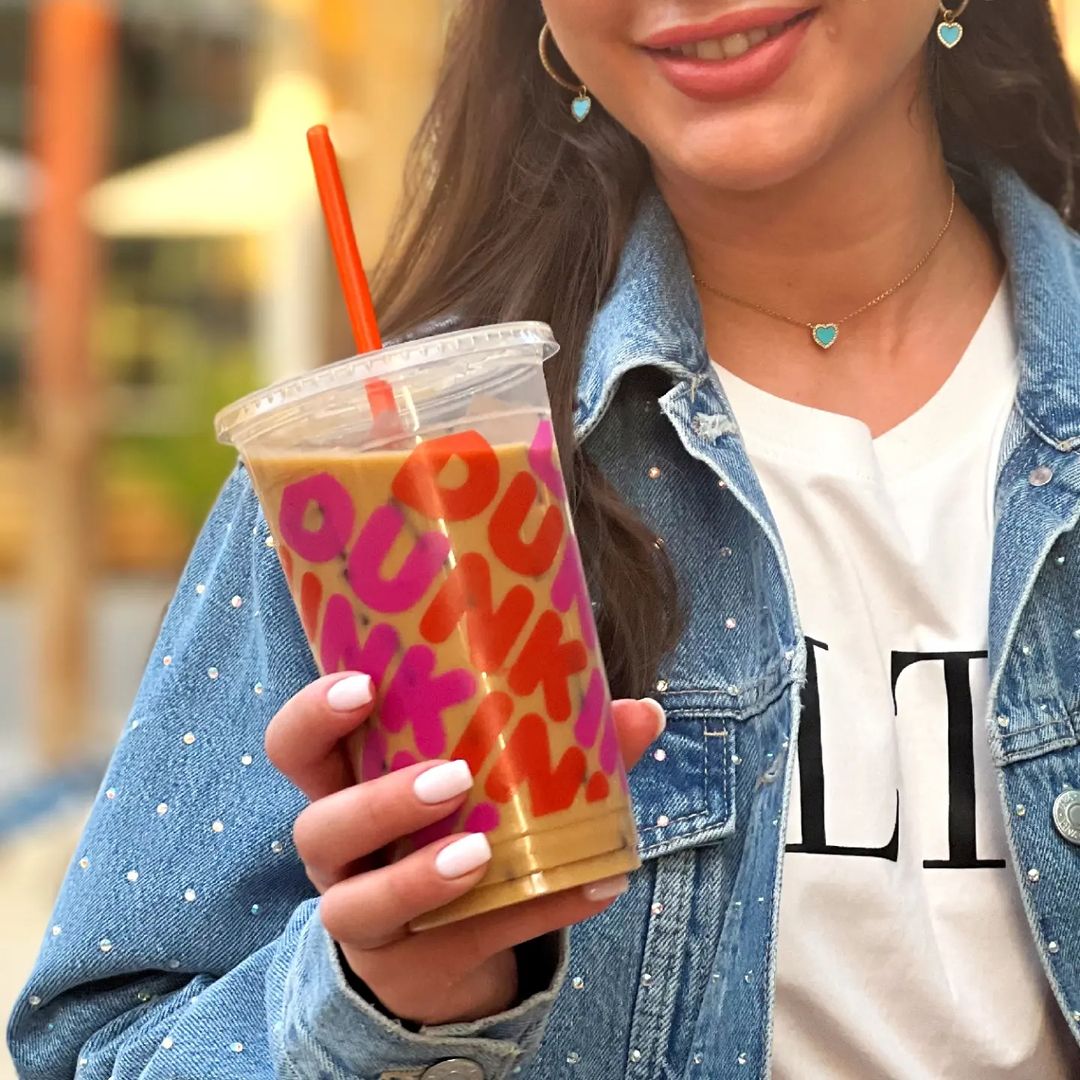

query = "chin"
654;115;835;194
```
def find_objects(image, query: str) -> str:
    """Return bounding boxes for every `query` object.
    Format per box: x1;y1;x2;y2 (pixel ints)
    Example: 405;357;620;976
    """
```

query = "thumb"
611;697;667;771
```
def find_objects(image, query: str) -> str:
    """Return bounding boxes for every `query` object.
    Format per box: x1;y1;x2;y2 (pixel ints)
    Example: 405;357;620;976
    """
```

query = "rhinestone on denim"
79;856;89;870
184;888;197;902
163;655;173;667
195;583;206;596
156;803;168;815
231;596;244;609
1029;466;1053;487
241;753;254;766
270;840;284;854
651;901;664;915
231;1042;244;1053
1048;941;1061;955
725;618;737;630
653;748;667;762
253;682;264;696
182;732;195;745
51;925;61;937
28;994;41;1007
647;466;662;480
656;814;670;827
641;973;653;986
996;715;1009;728
1015;804;1026;817
720;546;733;558
655;679;669;693
629;1049;642;1063
99;938;113;953
161;1037;174;1049
251;904;261;915
693;1053;704;1065
566;1052;580;1065
572;976;585;990
126;870;139;883
737;1053;748;1066
105;788;116;800
211;820;224;833
207;667;219;680
1028;868;1041;883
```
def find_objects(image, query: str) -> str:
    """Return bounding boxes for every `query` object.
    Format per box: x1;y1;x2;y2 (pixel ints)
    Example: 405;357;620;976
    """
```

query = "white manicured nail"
434;833;492;879
582;874;630;902
640;698;667;735
414;761;474;805
326;674;373;712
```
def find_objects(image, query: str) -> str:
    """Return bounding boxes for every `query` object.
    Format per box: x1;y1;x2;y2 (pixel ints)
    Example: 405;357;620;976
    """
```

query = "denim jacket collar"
574;163;1080;449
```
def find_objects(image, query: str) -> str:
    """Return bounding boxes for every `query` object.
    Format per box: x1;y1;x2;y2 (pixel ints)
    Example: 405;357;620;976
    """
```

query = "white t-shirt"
714;285;1080;1078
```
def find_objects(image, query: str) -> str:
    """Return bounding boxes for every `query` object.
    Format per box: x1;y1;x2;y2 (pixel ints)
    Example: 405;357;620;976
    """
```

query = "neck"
655;68;964;333
656;62;1004;436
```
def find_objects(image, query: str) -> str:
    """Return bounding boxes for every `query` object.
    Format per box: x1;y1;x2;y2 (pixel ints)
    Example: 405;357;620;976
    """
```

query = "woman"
9;1;1080;1077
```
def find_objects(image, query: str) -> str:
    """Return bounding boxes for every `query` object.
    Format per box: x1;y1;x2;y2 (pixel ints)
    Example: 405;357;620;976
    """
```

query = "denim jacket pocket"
630;705;736;859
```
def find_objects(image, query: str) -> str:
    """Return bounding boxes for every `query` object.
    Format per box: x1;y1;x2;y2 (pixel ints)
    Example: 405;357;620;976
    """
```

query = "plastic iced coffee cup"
215;323;641;929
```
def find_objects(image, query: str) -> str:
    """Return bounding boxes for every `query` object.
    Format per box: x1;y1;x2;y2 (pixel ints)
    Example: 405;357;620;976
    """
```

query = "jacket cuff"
277;907;568;1080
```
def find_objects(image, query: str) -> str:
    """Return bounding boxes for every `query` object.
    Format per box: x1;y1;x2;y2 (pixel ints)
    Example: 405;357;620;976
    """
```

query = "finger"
613;698;666;769
264;672;374;800
395;873;631;968
294;760;475;891
320;832;493;950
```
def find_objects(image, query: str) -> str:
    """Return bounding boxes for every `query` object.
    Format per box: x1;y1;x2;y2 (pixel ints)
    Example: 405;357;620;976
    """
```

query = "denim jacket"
8;164;1080;1080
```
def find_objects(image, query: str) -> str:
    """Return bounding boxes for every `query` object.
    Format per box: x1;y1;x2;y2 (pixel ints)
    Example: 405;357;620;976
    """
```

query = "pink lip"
644;9;817;103
639;5;818;49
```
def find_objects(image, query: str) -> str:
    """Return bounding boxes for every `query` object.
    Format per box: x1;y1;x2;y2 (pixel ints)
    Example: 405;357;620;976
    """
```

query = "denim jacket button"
1029;465;1054;487
422;1061;485;1080
1052;791;1080;845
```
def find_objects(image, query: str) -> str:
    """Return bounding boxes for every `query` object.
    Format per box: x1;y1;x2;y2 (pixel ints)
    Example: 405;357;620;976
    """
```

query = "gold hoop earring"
538;23;592;123
937;0;970;49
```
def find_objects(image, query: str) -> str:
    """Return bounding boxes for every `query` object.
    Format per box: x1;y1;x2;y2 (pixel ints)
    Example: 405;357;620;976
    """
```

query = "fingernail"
583;874;630;902
640;698;667;735
434;833;492;879
414;760;474;805
326;674;373;712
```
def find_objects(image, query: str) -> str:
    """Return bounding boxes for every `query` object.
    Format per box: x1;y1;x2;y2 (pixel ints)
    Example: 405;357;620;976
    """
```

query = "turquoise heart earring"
936;0;970;49
538;22;593;124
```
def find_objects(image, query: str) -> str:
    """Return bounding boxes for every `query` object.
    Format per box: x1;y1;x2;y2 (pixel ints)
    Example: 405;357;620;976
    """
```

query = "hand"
265;672;665;1026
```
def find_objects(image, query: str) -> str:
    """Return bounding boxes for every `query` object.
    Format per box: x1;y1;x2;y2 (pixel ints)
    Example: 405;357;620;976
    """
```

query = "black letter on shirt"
786;637;900;861
891;650;1005;870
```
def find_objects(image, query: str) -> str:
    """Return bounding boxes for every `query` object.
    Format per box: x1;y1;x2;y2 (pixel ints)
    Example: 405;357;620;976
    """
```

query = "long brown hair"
372;1;1080;699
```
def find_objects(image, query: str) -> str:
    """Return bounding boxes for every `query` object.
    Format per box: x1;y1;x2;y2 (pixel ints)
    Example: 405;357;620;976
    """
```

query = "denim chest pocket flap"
629;703;736;859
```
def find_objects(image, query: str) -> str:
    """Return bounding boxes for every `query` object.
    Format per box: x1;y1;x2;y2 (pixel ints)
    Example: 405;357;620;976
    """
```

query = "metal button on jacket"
1053;790;1080;845
422;1060;485;1080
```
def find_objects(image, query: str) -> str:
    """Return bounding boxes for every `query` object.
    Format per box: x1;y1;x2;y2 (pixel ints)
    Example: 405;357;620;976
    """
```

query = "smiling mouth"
649;9;816;61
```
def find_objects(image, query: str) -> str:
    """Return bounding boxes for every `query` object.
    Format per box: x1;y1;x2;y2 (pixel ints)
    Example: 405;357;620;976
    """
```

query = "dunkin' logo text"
272;420;618;835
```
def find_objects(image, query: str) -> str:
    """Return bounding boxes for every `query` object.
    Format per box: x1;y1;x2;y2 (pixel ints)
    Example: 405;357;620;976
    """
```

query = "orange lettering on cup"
508;610;588;723
489;472;565;577
485;711;587;817
392;431;500;522
419;552;534;671
450;691;516;777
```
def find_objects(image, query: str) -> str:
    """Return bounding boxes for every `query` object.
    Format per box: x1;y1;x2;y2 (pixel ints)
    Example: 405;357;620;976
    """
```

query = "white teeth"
672;20;790;60
696;38;725;60
722;32;751;58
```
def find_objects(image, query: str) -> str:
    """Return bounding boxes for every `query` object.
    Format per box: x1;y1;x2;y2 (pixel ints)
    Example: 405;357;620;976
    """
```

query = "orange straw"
306;125;382;353
306;124;398;425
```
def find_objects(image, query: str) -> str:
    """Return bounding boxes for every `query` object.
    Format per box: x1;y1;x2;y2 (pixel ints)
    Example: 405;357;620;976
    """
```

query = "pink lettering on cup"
574;668;607;750
319;593;399;685
528;418;566;501
381;644;477;758
598;701;619;775
552;541;598;650
360;723;388;782
347;504;451;614
278;473;356;564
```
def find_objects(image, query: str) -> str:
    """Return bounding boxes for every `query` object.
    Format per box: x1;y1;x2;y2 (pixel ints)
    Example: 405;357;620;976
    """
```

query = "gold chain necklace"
692;182;957;351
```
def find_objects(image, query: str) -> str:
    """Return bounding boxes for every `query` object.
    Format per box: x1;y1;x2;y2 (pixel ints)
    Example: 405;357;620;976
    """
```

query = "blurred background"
1;1;1079;1070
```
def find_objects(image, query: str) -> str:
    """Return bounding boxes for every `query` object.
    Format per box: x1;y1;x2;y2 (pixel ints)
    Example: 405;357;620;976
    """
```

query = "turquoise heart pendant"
936;20;963;48
571;93;593;123
812;323;839;350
